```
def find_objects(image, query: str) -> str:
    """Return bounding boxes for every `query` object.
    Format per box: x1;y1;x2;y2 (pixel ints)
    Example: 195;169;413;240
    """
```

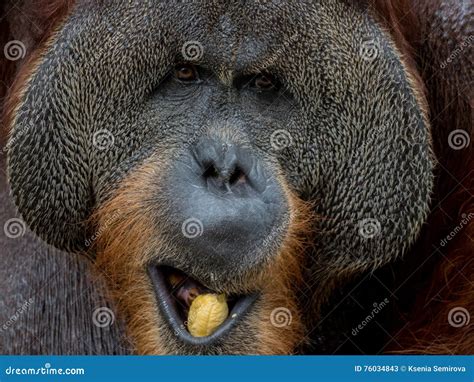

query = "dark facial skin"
7;0;434;354
144;62;293;289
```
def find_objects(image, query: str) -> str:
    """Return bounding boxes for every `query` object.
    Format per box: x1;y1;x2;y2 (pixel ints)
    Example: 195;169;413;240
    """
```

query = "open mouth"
148;265;259;346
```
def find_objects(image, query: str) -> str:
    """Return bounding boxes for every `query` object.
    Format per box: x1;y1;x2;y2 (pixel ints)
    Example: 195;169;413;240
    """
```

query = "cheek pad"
7;5;172;252
301;34;434;273
7;67;92;252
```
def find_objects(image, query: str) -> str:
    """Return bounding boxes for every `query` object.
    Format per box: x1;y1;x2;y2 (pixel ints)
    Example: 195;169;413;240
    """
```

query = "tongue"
172;276;204;307
167;272;229;337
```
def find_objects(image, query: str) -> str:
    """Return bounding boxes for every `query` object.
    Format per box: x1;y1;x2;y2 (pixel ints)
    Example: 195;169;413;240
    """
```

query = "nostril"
202;163;220;180
228;166;247;186
202;162;248;190
192;138;262;195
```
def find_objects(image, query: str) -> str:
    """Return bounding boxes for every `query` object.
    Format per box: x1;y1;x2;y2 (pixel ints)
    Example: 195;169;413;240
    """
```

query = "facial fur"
92;152;311;354
6;0;433;354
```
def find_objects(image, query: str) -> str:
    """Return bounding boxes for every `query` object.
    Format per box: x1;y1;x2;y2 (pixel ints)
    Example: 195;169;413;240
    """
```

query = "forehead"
163;0;311;73
83;0;366;74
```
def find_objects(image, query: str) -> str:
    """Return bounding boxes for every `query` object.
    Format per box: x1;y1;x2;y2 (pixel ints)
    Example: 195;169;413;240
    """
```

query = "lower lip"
148;265;259;347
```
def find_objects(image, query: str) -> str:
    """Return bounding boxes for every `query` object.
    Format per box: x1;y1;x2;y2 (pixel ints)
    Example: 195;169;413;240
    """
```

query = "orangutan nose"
167;136;288;271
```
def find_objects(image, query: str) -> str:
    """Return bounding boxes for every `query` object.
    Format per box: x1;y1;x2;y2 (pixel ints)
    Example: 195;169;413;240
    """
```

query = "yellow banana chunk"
187;294;229;337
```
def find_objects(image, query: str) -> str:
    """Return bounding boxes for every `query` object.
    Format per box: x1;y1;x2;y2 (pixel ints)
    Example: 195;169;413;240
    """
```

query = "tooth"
187;294;229;337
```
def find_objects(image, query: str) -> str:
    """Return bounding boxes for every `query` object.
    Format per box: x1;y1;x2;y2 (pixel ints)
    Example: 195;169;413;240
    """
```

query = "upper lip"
148;265;259;347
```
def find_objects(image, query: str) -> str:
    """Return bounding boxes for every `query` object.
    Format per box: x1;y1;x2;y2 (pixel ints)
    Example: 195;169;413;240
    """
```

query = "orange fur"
92;154;315;354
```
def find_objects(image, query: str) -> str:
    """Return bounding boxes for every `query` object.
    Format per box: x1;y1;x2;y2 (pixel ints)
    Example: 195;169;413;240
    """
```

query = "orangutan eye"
252;73;280;91
175;64;199;82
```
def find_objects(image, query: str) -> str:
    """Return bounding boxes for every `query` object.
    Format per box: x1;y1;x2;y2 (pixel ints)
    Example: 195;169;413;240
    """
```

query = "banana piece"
187;294;229;337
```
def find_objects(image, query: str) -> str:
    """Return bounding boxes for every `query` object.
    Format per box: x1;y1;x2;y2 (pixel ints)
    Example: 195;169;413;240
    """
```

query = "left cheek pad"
276;24;434;276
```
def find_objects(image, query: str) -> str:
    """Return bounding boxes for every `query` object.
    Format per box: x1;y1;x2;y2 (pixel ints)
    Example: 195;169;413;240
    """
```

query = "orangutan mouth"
148;265;258;346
